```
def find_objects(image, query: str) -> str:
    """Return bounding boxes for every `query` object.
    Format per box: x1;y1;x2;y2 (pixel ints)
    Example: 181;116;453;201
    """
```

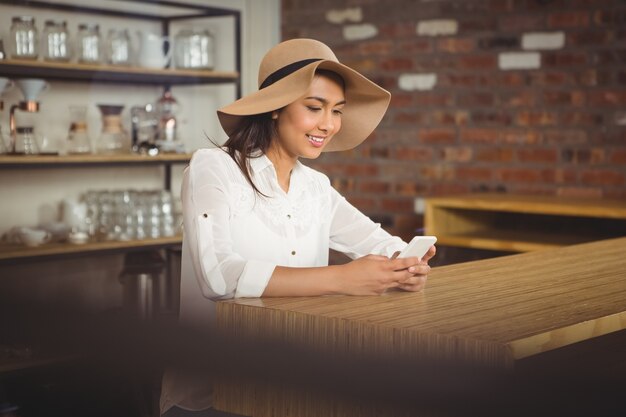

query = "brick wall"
281;0;626;239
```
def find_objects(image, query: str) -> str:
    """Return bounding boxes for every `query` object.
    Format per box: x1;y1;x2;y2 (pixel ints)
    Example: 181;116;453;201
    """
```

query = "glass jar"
106;29;131;66
77;24;102;64
174;28;214;69
43;20;70;62
97;104;128;154
10;16;38;59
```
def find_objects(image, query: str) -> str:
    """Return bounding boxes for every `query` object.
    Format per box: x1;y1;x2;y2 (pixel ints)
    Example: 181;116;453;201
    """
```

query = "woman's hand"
337;253;432;295
392;245;436;292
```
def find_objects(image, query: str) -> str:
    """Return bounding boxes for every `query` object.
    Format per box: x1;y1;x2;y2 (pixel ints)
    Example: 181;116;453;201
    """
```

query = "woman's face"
271;72;346;160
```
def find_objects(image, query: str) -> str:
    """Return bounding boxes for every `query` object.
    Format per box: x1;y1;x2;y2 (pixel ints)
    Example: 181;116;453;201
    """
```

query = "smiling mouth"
307;134;326;147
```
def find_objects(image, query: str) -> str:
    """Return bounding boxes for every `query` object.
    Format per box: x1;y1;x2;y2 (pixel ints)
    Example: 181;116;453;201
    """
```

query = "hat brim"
217;60;390;152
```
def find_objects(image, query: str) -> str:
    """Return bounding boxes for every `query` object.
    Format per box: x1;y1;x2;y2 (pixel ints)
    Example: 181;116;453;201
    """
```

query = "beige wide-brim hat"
217;38;391;152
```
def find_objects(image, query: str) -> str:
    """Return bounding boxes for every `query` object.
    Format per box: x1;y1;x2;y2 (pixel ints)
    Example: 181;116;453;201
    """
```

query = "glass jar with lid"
174;28;214;69
10;16;38;59
105;29;131;66
43;20;70;62
77;24;102;64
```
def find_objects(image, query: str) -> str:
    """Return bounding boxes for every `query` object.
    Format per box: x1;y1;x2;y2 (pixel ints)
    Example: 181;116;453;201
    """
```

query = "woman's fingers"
421;245;437;263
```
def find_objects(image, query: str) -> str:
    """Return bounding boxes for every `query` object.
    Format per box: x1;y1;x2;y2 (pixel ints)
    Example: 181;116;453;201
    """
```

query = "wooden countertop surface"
218;237;626;368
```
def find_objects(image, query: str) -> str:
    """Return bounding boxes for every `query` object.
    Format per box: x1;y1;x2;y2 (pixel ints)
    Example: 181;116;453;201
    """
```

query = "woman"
161;38;436;417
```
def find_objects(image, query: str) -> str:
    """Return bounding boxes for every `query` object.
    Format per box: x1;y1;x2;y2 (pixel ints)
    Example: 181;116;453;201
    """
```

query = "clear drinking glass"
10;16;38;59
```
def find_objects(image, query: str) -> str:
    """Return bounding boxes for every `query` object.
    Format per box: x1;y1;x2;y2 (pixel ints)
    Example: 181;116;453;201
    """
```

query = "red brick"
429;111;470;126
442;146;473;162
610;149;626;164
594;10;626;26
395;181;428;196
517;149;559;163
455;167;493;181
442;74;490;87
331;178;356;193
395;146;435;161
542;91;585;106
544;129;588;144
414;93;455;107
420;165;455;181
501;91;536;107
559;112;603;127
498;168;542;183
345;164;379;176
418;128;456;144
380;58;414;71
390;94;413;108
379;22;420;38
581;170;625;186
502;130;543;144
357;40;394;56
568;30;613;46
548;11;590;28
516;111;558;126
498;73;528;87
394;111;428;125
382;198;414;213
543;52;588;67
595;50;626;65
431;183;471;196
587;90;626;106
530;71;572;86
461;128;500;143
498;15;546;32
437;38;475;53
347;197;378;211
396;39;433;54
457;92;495;107
471;111;513;126
459;54;497;69
459;17;498;32
475;148;514;162
554;169;578;184
359;180;391;194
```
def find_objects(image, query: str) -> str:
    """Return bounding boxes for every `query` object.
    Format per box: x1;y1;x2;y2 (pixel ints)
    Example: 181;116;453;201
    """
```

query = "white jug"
137;30;171;69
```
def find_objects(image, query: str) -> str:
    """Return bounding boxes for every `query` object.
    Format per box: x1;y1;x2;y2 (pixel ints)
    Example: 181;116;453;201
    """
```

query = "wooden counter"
215;237;626;416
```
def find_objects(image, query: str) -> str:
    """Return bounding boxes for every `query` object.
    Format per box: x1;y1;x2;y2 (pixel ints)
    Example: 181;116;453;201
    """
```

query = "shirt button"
203;213;208;218
291;251;296;255
287;214;291;219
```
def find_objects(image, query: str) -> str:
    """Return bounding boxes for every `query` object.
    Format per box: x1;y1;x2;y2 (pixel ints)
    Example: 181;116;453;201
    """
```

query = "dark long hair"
222;111;276;196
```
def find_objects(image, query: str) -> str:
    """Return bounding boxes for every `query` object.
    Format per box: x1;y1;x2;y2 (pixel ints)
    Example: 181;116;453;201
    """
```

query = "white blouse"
161;147;408;414
183;147;407;300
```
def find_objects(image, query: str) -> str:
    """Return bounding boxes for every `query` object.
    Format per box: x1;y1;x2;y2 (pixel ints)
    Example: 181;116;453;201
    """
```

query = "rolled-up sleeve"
183;151;276;300
328;187;407;259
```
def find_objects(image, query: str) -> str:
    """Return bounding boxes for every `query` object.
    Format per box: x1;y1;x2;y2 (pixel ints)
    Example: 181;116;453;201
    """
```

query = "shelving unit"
424;194;626;253
0;59;239;86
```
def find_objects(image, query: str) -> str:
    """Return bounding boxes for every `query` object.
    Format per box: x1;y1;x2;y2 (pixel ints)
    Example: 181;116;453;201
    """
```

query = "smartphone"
397;235;437;259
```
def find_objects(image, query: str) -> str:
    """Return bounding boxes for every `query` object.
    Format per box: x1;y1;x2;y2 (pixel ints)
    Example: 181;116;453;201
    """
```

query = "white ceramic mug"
17;227;51;247
16;78;49;101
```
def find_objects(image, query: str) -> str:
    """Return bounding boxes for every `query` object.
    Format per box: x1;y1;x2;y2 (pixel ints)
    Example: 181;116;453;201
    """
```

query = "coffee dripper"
9;78;48;154
67;105;91;154
97;104;128;154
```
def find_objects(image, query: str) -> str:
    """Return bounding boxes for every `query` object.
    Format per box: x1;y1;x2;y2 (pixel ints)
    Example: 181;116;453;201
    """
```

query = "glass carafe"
14;126;40;154
154;89;184;153
97;104;128;154
67;105;91;154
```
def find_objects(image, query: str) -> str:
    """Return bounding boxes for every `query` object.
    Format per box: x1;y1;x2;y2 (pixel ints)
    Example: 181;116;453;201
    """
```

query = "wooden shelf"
0;59;239;85
0;153;192;168
0;235;183;262
424;194;626;252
